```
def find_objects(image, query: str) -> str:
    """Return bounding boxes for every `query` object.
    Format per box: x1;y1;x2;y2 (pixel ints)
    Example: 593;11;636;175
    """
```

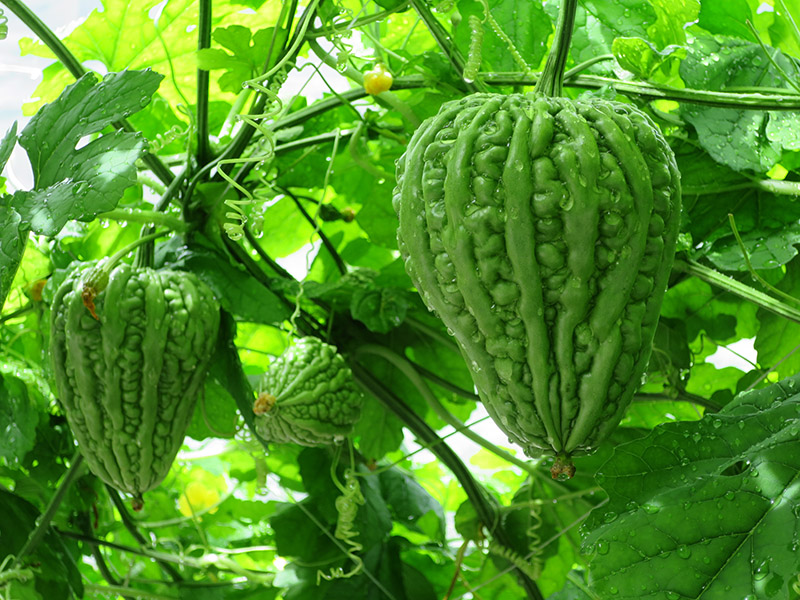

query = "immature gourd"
253;337;364;446
50;260;220;508
393;3;681;476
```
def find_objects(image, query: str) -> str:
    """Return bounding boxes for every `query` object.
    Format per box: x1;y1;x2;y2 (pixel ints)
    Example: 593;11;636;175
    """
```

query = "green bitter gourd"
50;261;220;509
253;337;363;446
393;35;681;476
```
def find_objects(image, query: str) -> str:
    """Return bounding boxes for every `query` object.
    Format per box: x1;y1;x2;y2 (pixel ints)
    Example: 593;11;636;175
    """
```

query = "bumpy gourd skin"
393;93;681;458
254;337;363;446
50;263;220;504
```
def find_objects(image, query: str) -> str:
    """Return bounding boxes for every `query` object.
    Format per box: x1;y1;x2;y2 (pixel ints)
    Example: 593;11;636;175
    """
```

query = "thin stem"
243;226;293;279
682;179;800;197
196;0;212;166
221;234;322;336
534;0;578;96
76;513;132;597
727;213;800;306
672;259;800;325
357;344;539;477
0;304;34;324
407;0;483;93
106;486;183;582
14;452;83;568
279;187;347;275
350;363;544;600
83;584;177;600
218;0;317;171
404;316;461;353
307;2;410;37
307;37;421;126
562;53;616;79
634;392;724;412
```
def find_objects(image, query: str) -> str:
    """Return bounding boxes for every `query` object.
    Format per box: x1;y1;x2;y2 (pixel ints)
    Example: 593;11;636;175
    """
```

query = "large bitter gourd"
254;337;363;446
393;93;681;468
50;263;220;507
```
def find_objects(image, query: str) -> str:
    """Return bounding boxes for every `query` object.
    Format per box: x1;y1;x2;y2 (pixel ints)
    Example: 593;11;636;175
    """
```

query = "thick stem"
196;0;212;166
533;0;578;96
356;344;540;476
97;209;186;232
13;452;83;568
351;363;545;600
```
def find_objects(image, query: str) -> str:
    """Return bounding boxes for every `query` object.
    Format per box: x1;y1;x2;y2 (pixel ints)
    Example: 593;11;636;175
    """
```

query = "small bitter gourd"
253;337;363;446
50;262;220;508
393;92;681;472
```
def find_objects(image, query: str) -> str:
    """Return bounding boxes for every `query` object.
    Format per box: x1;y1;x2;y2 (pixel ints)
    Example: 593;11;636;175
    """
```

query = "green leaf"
14;70;161;236
186;378;239;441
198;26;287;93
350;286;408;333
271;501;337;563
0;373;39;464
754;257;800;378
583;371;800;599
353;395;405;459
454;499;481;542
379;468;446;541
647;0;700;48
680;35;800;173
611;37;685;79
455;0;551;73
0;204;28;312
697;0;755;41
0;122;17;174
0;490;83;599
174;245;290;325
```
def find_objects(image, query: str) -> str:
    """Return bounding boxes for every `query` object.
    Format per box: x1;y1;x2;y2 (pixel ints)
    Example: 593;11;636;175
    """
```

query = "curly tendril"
0;9;8;40
487;540;542;581
217;77;283;240
317;468;365;584
463;14;484;83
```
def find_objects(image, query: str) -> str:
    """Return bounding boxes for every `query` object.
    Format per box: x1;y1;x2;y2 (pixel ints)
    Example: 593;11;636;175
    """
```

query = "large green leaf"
583;371;800;599
15;70;161;236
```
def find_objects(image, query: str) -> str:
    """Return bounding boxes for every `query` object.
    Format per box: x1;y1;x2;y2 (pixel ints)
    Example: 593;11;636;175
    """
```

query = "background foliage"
1;0;800;599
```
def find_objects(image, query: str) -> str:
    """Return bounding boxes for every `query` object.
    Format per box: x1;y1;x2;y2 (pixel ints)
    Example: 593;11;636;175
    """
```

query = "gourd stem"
533;0;579;97
106;229;169;272
13;452;84;568
356;344;541;477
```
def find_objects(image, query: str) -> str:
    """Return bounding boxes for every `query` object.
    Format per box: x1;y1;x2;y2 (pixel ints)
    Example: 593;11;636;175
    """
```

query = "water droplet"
603;511;618;523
